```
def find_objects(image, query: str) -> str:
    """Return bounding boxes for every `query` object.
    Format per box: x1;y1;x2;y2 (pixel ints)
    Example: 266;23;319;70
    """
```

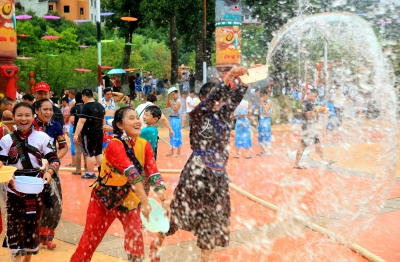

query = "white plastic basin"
13;176;45;194
140;198;170;233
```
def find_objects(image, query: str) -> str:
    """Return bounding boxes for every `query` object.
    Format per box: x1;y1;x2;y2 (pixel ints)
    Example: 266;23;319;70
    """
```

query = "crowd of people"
0;64;379;262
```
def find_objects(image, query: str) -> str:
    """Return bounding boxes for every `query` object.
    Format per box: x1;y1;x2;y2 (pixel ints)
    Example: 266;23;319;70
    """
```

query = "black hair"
199;82;217;100
260;89;269;96
75;92;84;104
309;89;319;94
181;91;188;95
145;105;162;121
255;88;260;93
147;94;157;103
189;90;195;94
0;97;15;106
61;96;69;103
36;98;53;110
81;89;93;98
22;94;34;101
136;73;140;78
13;102;34;115
112;107;135;135
103;88;112;94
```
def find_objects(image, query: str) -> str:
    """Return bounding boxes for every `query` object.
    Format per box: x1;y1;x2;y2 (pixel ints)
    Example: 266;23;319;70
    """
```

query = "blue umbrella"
107;68;126;74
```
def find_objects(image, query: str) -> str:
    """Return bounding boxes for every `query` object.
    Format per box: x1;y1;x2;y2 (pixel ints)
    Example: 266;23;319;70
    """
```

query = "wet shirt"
190;83;248;169
79;101;105;135
302;100;316;130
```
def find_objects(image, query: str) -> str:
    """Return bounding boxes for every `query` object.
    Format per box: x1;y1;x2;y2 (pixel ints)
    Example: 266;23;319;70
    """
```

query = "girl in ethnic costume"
165;87;182;157
33;99;68;249
257;90;273;156
0;102;60;261
233;97;252;158
70;107;170;262
152;66;250;262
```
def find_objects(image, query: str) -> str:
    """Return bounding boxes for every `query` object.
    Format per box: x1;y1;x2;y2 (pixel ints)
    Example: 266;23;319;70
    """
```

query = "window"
64;5;70;13
49;5;53;11
91;0;93;7
80;8;84;15
245;15;250;20
91;14;93;21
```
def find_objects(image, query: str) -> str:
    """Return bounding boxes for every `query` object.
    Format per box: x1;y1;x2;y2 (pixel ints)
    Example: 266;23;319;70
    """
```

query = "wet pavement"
0;122;399;261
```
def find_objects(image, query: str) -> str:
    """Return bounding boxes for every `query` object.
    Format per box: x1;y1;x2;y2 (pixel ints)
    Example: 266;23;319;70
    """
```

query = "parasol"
74;68;92;72
15;14;32;20
376;21;392;25
101;65;113;69
101;40;114;43
17;56;33;60
17;34;29;38
79;45;88;48
42;15;61;20
42;35;61;40
107;68;126;74
74;19;90;23
121;17;138;22
125;42;133;46
124;68;139;72
46;54;59;57
100;12;114;16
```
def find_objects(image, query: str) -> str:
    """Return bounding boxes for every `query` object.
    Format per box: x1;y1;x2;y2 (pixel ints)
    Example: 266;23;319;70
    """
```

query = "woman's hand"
102;125;113;132
141;199;152;221
161;200;171;219
43;171;53;184
224;66;249;86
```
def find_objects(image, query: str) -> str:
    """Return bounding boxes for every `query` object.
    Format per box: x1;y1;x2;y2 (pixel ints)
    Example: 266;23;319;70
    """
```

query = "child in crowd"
257;90;273;156
165;87;182;157
135;73;143;101
180;91;187;129
140;106;162;160
233;97;252;158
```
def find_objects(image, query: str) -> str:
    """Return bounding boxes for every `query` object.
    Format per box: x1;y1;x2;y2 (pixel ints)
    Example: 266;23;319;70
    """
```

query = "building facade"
18;0;49;17
48;0;91;21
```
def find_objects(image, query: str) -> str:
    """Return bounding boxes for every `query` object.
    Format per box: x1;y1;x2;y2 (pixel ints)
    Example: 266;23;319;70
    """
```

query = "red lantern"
316;63;321;70
29;71;34;78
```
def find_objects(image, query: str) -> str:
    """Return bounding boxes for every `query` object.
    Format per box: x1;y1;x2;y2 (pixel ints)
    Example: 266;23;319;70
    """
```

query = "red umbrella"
42;15;60;20
101;65;113;69
74;68;92;72
79;45;88;48
17;34;29;38
42;36;61;40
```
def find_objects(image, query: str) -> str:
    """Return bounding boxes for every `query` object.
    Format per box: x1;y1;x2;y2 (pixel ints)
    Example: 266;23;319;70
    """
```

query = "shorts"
83;132;103;157
143;85;151;95
157;87;164;95
301;130;320;147
136;86;142;92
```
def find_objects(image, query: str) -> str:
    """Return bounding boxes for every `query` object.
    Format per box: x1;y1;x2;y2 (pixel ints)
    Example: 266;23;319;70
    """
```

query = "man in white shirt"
186;90;199;129
136;94;174;136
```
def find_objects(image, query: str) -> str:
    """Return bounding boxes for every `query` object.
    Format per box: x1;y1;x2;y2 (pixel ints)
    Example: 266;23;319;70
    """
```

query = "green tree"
140;0;186;85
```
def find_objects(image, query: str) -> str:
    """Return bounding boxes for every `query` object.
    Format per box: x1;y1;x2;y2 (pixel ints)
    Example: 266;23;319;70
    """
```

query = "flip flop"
246;155;253;159
65;163;76;167
233;156;240;159
293;166;307;169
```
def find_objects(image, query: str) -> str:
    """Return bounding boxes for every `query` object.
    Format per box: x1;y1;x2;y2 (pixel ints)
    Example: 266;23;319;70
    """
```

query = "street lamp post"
203;0;207;84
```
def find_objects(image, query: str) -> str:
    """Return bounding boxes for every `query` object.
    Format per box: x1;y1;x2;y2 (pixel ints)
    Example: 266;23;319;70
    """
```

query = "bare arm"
261;101;273;117
69;115;75;126
160;113;174;136
171;101;181;113
57;146;68;159
112;92;124;102
73;118;86;142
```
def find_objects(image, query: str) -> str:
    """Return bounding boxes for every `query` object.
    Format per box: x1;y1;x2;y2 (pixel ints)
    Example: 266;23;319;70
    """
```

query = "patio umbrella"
42;15;60;20
75;20;90;23
124;68;139;72
46;54;59;57
79;45;88;48
42;35;61;40
17;56;33;60
107;68;126;74
121;17;138;22
101;40;114;43
101;65;113;69
17;34;29;38
15;14;32;20
100;12;114;16
74;68;92;72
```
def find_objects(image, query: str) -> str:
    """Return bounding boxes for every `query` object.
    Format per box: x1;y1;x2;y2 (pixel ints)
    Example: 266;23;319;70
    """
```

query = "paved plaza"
0;122;399;262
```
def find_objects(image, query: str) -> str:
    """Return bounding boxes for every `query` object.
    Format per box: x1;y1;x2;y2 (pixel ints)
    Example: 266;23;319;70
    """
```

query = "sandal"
246;155;253;159
233;155;240;159
293;166;307;169
327;160;337;166
256;152;270;157
65;163;76;167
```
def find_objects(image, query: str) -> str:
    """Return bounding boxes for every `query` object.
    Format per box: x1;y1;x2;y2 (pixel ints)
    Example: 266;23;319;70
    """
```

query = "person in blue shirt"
140;106;162;160
257;90;273;156
165;87;182;157
135;73;143;101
